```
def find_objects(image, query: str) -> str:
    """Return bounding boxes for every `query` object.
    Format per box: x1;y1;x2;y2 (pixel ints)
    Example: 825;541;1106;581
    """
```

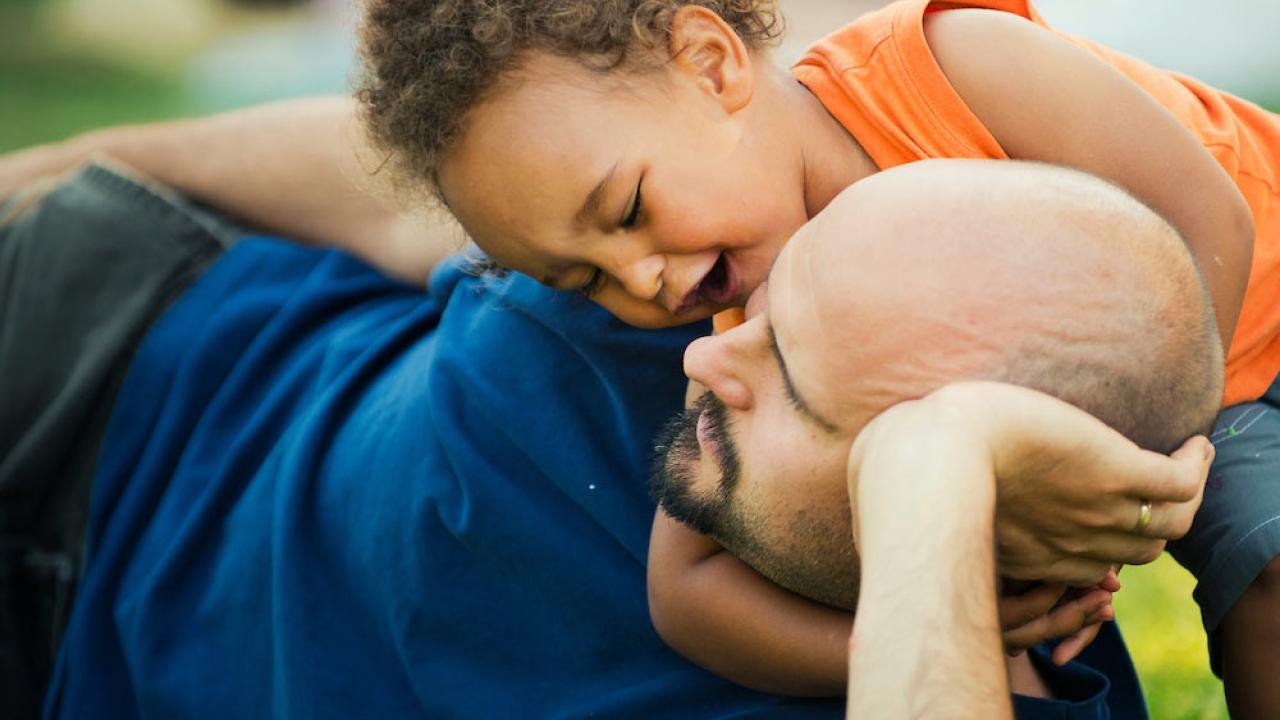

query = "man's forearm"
1;97;457;283
847;422;1012;718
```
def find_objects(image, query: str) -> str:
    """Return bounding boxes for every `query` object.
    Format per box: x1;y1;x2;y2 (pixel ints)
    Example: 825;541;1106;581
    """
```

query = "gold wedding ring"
1135;500;1153;534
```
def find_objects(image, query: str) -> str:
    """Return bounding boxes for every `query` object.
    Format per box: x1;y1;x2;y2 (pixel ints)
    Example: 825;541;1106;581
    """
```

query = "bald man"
650;159;1222;714
0;144;1227;717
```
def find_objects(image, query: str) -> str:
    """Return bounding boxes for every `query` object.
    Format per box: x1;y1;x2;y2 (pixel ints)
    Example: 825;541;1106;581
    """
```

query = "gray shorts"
0;163;241;717
1168;375;1280;675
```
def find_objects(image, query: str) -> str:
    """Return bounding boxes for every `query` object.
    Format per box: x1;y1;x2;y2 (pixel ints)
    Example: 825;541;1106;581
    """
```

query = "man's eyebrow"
576;162;618;225
767;322;840;434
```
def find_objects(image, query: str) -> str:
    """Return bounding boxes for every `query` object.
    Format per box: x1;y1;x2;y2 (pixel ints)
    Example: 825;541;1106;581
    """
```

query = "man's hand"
0;98;459;284
841;383;1209;716
928;382;1213;586
0;143;79;200
845;387;1139;668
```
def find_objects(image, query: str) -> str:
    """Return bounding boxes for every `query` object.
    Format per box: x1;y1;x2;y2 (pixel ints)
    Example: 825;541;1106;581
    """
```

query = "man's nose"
611;254;667;305
744;281;768;320
682;329;756;411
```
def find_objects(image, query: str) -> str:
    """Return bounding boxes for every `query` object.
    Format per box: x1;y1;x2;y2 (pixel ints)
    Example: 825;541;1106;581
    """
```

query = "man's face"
650;213;884;609
649;161;1041;608
649;158;1185;610
439;50;810;329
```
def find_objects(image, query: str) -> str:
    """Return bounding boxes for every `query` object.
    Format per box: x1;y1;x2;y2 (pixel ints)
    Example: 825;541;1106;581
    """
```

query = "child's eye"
578;269;606;298
621;179;643;228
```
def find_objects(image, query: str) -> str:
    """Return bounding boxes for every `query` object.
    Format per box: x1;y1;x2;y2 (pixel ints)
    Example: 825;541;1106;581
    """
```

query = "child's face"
438;52;811;328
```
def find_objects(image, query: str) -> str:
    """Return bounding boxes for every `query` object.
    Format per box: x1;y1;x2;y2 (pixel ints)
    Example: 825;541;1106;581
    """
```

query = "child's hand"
998;570;1120;664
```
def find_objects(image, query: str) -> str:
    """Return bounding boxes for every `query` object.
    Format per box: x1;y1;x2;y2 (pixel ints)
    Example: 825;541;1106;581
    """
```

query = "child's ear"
667;6;753;114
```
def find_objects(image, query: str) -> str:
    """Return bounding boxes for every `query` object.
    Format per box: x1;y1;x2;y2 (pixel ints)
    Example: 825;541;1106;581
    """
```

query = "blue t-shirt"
46;239;1143;718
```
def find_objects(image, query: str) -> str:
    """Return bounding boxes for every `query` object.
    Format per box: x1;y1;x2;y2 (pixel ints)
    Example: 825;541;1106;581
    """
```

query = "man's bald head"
779;159;1223;452
653;159;1223;609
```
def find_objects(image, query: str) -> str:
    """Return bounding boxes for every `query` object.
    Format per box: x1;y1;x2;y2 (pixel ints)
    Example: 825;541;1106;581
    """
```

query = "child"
354;0;1280;708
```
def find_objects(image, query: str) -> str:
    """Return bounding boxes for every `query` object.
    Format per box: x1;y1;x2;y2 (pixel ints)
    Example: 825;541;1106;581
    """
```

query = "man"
1;147;1207;717
653;159;1221;602
649;160;1222;714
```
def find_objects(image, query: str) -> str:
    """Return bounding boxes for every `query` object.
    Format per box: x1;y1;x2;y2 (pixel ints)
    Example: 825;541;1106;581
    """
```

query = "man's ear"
667;6;753;114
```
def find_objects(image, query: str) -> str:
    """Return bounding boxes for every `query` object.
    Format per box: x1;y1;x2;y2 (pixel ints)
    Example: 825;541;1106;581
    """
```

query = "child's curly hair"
356;0;783;205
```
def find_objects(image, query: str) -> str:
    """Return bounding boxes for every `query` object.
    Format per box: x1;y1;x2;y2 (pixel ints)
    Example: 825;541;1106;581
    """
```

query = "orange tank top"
789;0;1280;407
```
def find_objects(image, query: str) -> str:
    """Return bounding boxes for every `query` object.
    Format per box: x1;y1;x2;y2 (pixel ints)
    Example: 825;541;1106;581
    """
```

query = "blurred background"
2;0;1277;717
0;0;357;151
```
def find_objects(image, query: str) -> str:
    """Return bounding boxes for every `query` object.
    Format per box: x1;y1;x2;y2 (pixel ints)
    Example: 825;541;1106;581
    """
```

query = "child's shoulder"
803;0;1044;61
793;1;1049;167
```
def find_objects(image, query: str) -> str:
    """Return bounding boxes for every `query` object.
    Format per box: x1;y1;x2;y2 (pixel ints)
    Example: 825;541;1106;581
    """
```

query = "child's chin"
618;305;717;330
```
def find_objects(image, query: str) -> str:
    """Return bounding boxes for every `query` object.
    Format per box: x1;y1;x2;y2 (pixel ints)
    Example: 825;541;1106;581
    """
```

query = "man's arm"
846;401;1011;718
843;383;1213;715
0;96;458;284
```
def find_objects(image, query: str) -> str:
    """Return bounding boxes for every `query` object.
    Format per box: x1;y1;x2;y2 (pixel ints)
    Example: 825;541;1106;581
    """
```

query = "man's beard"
649;392;742;536
651;392;861;610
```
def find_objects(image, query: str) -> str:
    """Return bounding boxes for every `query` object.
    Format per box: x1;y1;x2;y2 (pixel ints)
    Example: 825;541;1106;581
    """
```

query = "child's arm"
924;9;1255;351
648;505;1117;697
653;382;851;695
647;509;851;697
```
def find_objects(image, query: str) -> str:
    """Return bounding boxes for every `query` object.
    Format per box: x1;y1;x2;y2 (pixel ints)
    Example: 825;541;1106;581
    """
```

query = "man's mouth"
695;403;725;466
648;392;741;537
676;254;740;315
688;392;741;495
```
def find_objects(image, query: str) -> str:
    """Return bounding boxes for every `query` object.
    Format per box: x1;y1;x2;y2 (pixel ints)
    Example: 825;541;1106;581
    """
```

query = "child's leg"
1166;389;1280;716
1219;556;1280;717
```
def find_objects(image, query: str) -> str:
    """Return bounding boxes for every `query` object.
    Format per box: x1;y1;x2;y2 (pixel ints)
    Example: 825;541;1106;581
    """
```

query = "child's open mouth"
677;254;739;315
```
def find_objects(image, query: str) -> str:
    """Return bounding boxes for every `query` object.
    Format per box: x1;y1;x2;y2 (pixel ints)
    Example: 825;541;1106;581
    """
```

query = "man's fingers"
1121;435;1214;503
1067;532;1167;566
1039;558;1117;587
1040;530;1165;567
1110;484;1203;543
1139;496;1202;541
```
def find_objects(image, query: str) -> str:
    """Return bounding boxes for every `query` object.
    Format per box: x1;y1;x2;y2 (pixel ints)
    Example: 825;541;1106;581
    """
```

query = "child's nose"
612;254;667;304
682;332;755;412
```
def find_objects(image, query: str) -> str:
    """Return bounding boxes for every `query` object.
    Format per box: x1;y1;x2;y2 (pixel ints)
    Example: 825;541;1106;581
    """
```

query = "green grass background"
4;2;1276;717
0;2;187;152
1114;556;1227;718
